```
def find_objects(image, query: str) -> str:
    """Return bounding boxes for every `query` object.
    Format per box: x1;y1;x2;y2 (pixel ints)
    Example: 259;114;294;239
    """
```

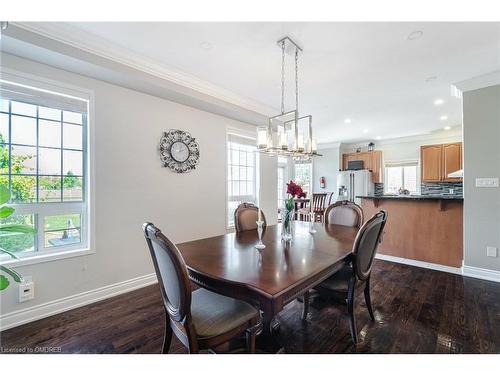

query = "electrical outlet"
19;280;35;302
487;246;498;258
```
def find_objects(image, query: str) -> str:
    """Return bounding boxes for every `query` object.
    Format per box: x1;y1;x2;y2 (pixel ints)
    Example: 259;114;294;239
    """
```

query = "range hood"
448;169;463;178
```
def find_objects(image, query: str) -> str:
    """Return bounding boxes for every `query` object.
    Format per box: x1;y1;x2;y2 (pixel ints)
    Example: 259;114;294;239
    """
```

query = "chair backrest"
234;202;266;232
143;223;191;322
312;193;327;211
351;210;388;280
324;201;364;228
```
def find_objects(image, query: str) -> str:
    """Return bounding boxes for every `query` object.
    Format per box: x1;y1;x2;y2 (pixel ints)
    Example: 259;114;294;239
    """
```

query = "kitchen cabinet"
442;142;462;182
421;142;462;182
342;150;383;183
421;144;442;182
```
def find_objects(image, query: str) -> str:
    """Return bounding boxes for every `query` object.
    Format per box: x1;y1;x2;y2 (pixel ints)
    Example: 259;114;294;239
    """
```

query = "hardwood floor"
1;260;499;354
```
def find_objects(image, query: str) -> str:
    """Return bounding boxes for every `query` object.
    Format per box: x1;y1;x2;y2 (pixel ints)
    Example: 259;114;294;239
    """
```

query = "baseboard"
376;254;500;283
0;273;158;331
375;253;462;275
462;265;500;283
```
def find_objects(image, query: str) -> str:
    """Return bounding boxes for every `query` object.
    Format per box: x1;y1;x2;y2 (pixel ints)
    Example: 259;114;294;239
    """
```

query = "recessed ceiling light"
434;99;444;106
363;129;369;134
440;115;448;121
444;126;451;130
200;42;212;50
344;118;352;124
376;136;382;140
408;30;423;40
425;76;437;83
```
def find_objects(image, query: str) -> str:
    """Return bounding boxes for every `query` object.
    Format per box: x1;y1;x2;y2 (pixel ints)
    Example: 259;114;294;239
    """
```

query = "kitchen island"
358;195;463;267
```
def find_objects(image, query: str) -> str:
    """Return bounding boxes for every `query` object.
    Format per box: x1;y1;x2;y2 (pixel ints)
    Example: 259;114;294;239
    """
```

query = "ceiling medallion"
256;36;321;162
159;129;200;173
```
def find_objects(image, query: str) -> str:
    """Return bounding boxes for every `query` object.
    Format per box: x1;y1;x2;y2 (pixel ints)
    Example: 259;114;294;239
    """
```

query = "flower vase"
281;208;294;242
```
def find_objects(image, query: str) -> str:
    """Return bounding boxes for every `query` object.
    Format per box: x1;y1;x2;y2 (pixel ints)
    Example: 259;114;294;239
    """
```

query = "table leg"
256;302;284;353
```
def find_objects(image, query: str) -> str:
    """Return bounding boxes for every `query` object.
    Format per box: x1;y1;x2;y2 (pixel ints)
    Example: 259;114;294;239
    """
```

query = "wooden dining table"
177;221;357;350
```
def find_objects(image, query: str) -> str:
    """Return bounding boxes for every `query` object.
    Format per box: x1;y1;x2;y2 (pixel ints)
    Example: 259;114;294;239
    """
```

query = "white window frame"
225;131;257;230
277;156;289;220
384;160;420;194
294;161;313;195
0;69;95;267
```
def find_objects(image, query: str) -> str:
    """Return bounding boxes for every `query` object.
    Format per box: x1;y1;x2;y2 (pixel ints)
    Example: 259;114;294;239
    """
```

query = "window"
226;133;256;228
277;156;288;220
385;162;419;194
0;79;89;260
294;162;312;195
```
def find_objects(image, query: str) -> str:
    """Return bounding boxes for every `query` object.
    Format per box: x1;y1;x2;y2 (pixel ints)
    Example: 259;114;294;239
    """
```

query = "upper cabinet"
421;144;443;182
421;142;462;182
442;142;462;182
342;150;383;183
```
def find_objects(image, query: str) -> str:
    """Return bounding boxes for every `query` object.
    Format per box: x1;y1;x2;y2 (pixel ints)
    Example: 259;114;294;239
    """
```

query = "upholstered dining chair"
324;201;364;228
143;223;262;353
234;203;266;232
303;210;388;344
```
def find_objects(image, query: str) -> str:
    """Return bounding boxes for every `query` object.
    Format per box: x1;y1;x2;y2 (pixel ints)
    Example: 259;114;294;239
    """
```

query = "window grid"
0;101;84;204
226;137;256;228
0;91;88;258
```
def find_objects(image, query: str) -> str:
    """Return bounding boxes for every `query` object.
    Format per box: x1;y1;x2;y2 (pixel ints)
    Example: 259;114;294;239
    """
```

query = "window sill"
0;247;95;268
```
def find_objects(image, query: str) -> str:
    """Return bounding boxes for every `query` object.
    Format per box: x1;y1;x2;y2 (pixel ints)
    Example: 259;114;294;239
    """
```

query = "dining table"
177;221;358;351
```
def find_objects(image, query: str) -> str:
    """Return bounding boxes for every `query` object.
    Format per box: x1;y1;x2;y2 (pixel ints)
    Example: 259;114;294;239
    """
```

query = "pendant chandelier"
257;36;321;161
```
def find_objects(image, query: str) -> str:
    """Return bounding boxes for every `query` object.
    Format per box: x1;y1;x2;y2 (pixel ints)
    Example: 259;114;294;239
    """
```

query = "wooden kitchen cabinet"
342;150;383;183
442;142;462;182
421;144;442;182
421;142;462;182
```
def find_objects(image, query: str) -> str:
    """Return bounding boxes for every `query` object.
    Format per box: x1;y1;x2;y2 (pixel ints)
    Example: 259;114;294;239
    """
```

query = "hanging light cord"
281;40;285;114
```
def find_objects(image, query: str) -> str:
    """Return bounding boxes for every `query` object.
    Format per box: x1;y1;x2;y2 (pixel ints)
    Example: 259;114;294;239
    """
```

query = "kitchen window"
226;133;256;228
0;78;90;262
384;161;419;194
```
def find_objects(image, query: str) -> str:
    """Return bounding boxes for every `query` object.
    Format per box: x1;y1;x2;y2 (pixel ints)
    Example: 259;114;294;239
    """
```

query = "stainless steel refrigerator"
337;170;374;204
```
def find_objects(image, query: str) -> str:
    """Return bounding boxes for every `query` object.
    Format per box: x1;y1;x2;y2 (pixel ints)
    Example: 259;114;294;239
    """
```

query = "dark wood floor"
1;259;499;354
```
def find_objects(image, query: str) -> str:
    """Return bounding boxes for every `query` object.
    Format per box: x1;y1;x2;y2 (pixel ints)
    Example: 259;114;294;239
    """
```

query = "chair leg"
245;329;256;353
364;275;375;321
245;321;262;353
302;291;310;320
347;276;358;345
162;318;173;354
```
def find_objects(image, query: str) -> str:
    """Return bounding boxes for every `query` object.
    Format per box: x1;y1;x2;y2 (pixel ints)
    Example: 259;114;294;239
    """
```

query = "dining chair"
297;193;328;222
324;201;364;228
302;210;388;344
234;202;266;232
143;223;262;353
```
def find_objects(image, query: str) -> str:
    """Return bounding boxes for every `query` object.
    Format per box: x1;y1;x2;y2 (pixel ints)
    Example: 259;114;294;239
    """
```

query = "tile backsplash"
374;183;385;196
372;182;463;196
420;182;463;196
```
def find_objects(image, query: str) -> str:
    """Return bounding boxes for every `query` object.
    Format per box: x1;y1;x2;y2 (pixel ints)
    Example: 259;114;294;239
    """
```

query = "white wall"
463;84;500;272
0;53;276;320
312;146;340;198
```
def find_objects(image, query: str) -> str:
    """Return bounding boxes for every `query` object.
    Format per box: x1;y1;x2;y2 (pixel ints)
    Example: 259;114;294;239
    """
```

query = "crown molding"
452;70;500;96
10;22;277;118
317;141;341;150
340;128;462;149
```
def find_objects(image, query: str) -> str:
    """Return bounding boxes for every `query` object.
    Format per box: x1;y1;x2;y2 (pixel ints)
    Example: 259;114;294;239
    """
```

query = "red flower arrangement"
286;180;306;199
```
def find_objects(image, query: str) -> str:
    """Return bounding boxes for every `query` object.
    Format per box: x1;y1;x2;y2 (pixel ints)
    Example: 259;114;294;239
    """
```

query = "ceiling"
6;22;500;143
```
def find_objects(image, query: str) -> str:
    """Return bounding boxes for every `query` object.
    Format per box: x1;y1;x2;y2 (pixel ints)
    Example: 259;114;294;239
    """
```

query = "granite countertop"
357;194;463;200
